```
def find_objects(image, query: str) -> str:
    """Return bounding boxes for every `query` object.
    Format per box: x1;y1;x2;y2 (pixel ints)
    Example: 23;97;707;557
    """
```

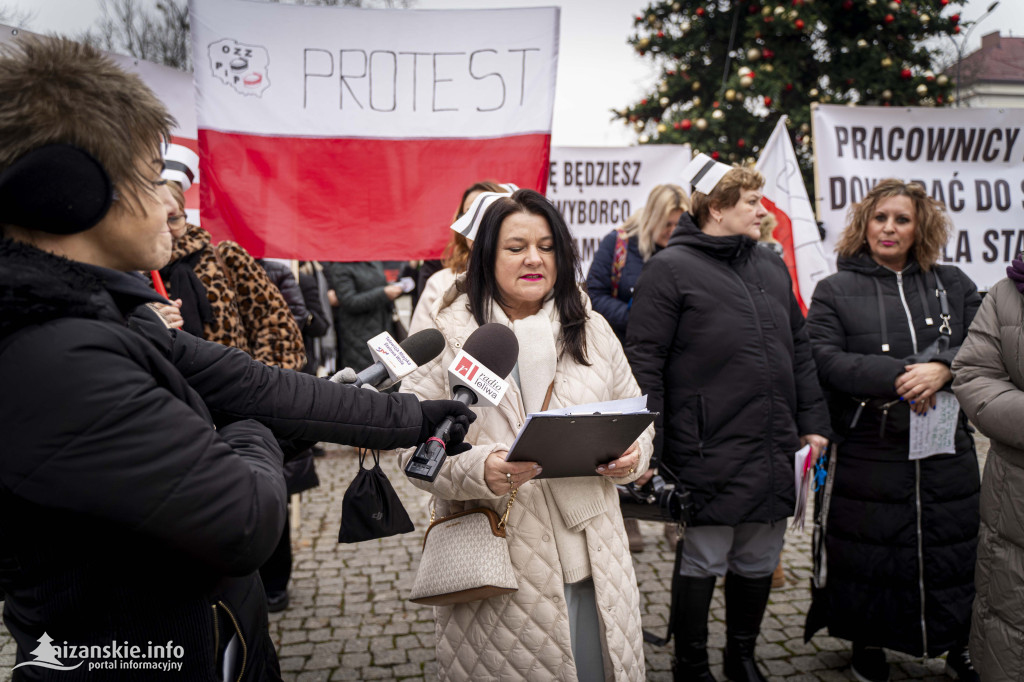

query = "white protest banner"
757;117;833;313
813;104;1024;290
547;145;691;277
190;0;559;260
0;24;201;217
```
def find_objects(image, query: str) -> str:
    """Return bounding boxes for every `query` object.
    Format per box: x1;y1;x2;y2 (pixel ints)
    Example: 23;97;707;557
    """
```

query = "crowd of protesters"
0;32;1019;682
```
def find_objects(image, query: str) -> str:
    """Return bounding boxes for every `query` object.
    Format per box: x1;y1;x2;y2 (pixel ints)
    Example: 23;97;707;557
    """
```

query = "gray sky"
3;0;1021;146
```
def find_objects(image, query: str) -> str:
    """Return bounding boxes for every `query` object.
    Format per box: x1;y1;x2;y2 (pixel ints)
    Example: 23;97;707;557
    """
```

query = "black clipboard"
505;412;656;478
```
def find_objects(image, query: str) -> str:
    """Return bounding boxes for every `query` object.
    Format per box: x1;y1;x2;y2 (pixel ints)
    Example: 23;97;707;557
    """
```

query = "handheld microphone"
332;328;445;390
405;323;519;482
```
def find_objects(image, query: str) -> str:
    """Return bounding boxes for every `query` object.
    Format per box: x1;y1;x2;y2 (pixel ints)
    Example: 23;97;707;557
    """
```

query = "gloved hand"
419;400;477;455
329;367;378;392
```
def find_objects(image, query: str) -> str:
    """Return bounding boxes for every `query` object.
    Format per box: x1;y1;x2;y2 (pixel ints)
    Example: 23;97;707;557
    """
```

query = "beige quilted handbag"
408;490;519;606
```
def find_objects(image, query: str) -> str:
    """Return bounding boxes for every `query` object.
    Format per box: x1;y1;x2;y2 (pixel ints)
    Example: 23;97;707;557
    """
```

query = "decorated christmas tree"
619;0;967;192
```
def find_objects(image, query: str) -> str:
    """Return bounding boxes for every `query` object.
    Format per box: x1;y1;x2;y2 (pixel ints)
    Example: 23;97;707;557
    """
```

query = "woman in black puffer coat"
803;179;982;682
627;159;830;682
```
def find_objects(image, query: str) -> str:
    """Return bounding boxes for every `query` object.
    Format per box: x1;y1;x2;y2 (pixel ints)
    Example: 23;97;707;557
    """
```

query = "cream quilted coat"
398;284;653;681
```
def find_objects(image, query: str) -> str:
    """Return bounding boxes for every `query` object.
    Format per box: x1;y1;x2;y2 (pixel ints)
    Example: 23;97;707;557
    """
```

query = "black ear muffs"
0;144;113;235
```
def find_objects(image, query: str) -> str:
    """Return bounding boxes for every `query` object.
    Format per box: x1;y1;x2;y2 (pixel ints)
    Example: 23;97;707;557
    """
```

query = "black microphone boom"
405;324;519;482
352;328;445;388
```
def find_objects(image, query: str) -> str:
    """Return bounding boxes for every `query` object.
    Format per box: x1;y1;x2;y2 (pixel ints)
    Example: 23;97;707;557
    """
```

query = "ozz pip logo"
454;356;480;381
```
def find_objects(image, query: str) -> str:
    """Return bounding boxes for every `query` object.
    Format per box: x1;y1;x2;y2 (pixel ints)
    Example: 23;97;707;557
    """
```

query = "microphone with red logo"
404;323;519;482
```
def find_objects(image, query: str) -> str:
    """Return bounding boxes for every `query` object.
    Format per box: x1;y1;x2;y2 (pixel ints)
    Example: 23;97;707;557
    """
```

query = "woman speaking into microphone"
399;188;653;681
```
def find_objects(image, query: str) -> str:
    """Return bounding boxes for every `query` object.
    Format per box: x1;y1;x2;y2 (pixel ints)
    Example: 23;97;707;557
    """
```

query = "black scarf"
159;249;214;338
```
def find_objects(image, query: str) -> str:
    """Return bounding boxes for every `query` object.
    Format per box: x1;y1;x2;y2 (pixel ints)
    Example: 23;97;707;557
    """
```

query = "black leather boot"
722;572;772;682
672;575;719;682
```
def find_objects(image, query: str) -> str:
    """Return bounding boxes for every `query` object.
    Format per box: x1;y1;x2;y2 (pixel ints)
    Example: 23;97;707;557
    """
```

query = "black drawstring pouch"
337;449;415;543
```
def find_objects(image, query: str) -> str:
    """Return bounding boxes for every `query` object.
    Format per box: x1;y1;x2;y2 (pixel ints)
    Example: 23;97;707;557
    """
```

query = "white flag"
756;117;833;313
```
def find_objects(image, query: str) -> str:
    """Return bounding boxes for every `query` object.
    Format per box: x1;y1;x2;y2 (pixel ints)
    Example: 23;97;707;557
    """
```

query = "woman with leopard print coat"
149;184;305;370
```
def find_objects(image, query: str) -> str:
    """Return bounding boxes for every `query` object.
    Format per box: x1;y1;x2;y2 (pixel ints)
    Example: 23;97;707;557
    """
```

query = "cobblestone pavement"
0;435;989;681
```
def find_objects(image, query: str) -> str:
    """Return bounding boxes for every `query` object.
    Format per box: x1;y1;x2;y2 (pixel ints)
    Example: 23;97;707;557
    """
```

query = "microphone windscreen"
399;328;446;367
462;323;519;379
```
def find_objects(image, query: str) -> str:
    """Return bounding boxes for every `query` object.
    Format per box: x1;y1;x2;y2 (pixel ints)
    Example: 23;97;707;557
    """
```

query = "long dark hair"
465;188;590;366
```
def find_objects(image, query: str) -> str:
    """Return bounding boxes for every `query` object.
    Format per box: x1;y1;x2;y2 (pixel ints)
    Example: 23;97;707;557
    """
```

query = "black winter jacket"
0;240;423;680
260;258;309;331
803;253;982;656
586;230;648;343
322;261;398;370
626;214;830;527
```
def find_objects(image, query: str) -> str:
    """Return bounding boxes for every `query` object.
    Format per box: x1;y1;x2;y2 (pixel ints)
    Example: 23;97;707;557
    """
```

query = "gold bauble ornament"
800;123;810;133
916;84;928;95
924;70;935;80
762;6;772;16
921;13;930;23
738;66;753;77
672;2;681;10
747;48;762;61
740;75;754;87
774;5;785;16
659;82;669;93
659;96;670;107
695;118;708;131
692;81;702;91
639;134;650;143
681;20;691;32
638;38;650;49
857;39;868;49
657;123;668;133
634;120;646;132
882;89;893;100
881;56;893;68
692;96;702;106
866;0;876;5
949;93;956;103
725;88;737;101
647;14;657;24
809;88;819;97
711;109;724;120
937;74;949;86
763;64;774;73
888;1;899;10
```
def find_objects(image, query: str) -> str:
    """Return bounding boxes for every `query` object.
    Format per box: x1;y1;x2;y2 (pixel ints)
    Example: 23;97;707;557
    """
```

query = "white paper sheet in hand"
908;392;959;460
790;444;813;532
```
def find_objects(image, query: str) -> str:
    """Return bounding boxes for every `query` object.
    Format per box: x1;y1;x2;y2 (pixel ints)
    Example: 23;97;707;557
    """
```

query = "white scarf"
489;296;608;582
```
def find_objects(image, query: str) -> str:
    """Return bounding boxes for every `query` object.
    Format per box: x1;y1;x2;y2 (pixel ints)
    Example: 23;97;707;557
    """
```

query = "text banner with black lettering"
812;104;1024;290
547;145;691;278
189;0;558;260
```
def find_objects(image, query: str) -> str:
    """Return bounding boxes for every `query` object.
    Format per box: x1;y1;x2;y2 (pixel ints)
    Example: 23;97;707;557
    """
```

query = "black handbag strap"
932;269;952;338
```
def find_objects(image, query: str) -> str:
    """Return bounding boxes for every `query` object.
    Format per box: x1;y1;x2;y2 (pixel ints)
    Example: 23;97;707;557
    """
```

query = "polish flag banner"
756;117;833;314
189;0;559;260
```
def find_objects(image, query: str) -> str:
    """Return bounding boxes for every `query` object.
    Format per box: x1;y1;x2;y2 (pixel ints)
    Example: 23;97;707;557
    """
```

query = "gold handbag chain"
498;487;518;529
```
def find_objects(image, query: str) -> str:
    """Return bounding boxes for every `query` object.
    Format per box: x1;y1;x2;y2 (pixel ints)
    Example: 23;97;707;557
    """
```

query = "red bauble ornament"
842;0;853;8
764;96;773;106
900;68;912;79
667;69;676;76
629;115;638;122
795;18;805;29
940;0;948;4
951;14;960;23
696;7;706;16
658;31;665;38
641;98;648;105
937;95;944;103
711;151;720;160
713;101;720;108
785;82;794;91
681;119;693;130
793;0;803;6
674;122;682;130
749;4;758;13
738;139;746;148
884;13;894;23
953;26;961;33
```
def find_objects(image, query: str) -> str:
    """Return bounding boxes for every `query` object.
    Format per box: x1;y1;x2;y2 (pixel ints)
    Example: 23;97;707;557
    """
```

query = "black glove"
418;399;477;454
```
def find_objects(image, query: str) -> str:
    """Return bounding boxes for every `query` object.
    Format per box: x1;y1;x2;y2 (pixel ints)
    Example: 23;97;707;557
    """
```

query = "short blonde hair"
623;184;689;259
0;36;174;216
690;166;765;229
836;179;950;270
